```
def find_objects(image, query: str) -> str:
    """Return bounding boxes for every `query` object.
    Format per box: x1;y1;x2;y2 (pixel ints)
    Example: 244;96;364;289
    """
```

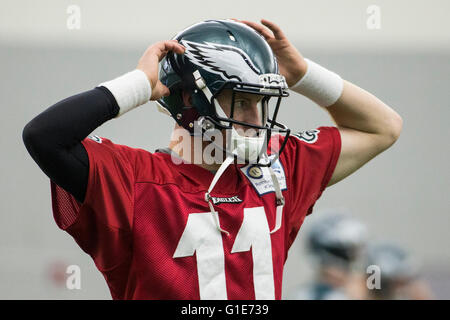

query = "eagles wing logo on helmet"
181;40;261;84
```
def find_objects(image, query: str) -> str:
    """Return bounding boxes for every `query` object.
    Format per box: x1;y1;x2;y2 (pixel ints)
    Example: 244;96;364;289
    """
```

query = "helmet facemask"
194;74;291;166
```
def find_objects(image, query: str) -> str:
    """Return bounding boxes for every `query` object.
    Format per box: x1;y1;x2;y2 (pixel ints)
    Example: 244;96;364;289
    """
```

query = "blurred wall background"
1;0;449;299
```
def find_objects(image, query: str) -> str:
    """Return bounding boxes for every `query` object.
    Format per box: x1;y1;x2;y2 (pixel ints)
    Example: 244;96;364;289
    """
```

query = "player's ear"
181;90;192;107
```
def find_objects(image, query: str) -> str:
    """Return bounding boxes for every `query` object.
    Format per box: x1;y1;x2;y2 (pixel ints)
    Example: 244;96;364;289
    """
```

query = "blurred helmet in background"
306;213;368;270
366;242;418;298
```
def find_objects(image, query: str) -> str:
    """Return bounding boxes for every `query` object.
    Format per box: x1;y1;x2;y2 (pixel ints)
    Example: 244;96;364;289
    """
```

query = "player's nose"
233;108;262;137
240;102;262;127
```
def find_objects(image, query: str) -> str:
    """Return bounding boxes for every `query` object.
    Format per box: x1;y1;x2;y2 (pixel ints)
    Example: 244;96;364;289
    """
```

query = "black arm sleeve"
23;86;119;203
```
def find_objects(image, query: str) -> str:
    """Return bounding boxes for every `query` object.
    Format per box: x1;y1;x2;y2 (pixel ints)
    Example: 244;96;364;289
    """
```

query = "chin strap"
204;154;235;236
267;166;285;234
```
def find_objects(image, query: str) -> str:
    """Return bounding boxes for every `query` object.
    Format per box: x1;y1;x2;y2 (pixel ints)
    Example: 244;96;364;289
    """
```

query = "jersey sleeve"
50;136;136;273
281;126;341;244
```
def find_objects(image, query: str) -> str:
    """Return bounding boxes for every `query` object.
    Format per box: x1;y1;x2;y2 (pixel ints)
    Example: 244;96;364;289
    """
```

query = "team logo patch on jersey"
292;129;320;144
210;196;243;205
241;157;287;196
88;135;102;143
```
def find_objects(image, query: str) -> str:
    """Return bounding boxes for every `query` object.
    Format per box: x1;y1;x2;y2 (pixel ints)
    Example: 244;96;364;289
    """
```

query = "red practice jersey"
51;127;341;299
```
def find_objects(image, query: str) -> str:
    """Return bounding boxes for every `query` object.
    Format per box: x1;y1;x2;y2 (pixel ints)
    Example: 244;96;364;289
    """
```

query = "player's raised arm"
238;19;403;186
323;79;402;186
22;86;119;203
22;40;185;203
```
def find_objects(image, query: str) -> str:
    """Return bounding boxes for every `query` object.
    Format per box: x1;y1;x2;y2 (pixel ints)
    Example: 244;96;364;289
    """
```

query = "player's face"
216;90;264;136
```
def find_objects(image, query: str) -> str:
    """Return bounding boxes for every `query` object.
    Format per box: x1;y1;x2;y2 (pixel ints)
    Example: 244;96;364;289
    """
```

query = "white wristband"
290;58;343;107
99;69;152;117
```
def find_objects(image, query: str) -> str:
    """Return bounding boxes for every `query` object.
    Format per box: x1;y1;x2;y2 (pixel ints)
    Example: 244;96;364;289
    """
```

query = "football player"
364;242;434;300
22;19;402;299
287;213;368;300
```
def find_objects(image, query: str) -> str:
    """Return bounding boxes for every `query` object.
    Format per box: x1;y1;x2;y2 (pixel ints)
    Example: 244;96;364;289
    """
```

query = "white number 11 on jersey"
173;206;275;300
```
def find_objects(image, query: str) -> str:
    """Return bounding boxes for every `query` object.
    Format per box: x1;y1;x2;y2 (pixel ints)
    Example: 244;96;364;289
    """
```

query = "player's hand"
234;19;307;87
137;40;185;100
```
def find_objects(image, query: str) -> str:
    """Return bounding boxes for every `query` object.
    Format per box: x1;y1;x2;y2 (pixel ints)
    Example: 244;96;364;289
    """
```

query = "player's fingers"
239;20;274;40
162;40;185;54
152;82;170;100
260;19;286;40
159;83;170;97
157;41;185;62
154;40;185;60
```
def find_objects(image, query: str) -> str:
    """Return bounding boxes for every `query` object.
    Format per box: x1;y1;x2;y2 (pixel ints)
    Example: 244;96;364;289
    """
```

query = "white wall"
1;0;449;51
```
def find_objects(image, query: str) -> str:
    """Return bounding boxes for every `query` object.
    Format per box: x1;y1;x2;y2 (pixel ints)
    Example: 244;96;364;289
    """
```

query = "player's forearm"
326;80;403;145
